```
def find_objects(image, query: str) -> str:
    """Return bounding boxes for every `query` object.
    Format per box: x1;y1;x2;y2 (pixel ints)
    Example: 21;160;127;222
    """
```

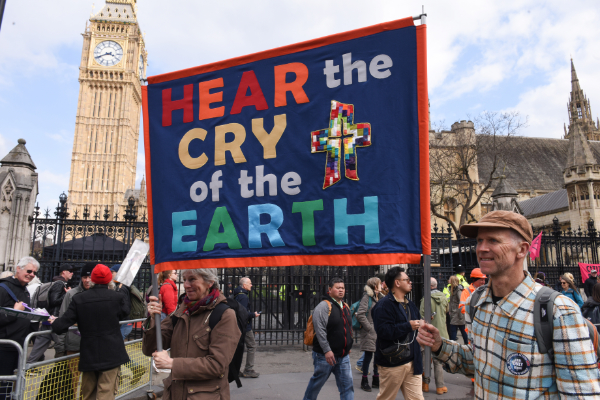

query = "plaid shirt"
436;273;600;399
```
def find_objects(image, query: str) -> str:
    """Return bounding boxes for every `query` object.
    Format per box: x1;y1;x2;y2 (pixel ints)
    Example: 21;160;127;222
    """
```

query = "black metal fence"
22;195;598;345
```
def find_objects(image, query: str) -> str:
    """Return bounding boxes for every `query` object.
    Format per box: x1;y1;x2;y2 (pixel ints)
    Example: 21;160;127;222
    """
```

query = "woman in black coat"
582;282;600;323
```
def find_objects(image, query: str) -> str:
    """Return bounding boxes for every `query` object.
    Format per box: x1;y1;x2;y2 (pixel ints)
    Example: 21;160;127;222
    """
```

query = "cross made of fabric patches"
311;100;372;189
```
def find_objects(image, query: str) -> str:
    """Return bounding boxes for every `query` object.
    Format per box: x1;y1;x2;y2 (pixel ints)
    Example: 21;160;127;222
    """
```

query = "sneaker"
241;370;260;378
436;387;448;394
355;365;363;373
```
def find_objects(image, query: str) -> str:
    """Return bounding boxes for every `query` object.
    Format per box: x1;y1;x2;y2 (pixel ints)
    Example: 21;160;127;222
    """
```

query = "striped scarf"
184;287;220;315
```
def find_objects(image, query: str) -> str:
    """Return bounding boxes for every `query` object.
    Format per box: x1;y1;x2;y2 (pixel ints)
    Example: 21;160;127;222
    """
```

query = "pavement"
121;345;474;400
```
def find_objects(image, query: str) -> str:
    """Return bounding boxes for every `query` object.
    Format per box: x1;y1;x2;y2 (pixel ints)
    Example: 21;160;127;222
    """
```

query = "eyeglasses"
26;270;36;275
560;282;568;285
398;278;411;283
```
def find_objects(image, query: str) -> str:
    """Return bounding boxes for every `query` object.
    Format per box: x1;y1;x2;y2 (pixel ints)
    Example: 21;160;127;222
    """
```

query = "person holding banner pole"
143;268;240;400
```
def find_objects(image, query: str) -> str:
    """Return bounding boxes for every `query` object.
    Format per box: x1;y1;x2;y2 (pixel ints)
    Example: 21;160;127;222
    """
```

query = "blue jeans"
356;352;365;368
449;324;468;343
120;323;133;340
303;352;354;400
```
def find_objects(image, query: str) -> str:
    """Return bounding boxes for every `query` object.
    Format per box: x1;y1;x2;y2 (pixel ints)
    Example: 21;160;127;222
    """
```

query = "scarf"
184;287;220;315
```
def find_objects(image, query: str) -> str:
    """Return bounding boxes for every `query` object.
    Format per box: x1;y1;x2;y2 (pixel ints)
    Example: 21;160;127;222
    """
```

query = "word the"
324;52;393;88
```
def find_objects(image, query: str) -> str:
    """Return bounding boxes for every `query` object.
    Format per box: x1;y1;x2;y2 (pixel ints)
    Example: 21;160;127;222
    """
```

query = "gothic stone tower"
67;0;147;218
564;59;600;141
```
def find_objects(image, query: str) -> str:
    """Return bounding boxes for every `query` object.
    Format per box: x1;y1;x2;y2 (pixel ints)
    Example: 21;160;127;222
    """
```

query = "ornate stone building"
67;0;147;219
0;139;38;270
431;60;600;233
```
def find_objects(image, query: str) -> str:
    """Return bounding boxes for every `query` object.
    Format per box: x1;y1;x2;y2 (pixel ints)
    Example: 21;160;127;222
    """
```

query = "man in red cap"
457;268;486;315
417;210;600;399
51;264;131;400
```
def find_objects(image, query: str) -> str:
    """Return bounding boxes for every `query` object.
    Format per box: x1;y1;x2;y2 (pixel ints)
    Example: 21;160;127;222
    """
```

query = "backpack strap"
534;286;559;359
209;302;231;331
468;285;487;324
0;283;19;303
324;300;332;316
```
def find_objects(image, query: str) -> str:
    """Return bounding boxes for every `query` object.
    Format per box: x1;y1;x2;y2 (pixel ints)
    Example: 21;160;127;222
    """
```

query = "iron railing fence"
24;195;600;345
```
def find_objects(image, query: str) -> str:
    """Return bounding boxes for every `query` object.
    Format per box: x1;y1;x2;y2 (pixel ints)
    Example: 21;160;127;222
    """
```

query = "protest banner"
142;17;430;271
579;263;600;284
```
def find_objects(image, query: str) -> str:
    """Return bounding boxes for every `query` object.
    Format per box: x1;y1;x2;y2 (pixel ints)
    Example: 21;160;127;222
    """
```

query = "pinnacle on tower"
565;122;597;170
571;58;580;93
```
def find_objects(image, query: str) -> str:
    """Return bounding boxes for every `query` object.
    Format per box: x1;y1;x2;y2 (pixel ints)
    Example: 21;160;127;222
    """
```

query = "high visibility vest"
458;284;476;314
444;274;469;299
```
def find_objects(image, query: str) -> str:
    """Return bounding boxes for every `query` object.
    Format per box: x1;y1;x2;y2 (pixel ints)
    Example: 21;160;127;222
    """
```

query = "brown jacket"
142;294;241;400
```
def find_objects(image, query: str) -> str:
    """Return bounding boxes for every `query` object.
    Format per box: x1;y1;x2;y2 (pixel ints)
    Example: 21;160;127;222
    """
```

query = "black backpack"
209;297;248;388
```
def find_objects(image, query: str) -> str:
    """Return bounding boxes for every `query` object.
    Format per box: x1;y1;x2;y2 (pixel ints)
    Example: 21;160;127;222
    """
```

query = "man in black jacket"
51;264;130;400
26;264;74;363
303;277;353;400
234;276;261;378
0;256;39;400
584;269;598;298
372;267;424;400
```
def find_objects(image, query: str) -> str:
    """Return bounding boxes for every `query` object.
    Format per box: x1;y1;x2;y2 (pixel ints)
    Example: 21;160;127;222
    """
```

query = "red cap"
91;264;112;285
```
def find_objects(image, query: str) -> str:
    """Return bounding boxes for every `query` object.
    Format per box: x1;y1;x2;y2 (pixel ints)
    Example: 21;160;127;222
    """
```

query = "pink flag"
529;232;543;260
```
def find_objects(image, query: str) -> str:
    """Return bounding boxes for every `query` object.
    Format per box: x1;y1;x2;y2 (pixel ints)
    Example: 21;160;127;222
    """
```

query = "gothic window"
101;168;105;190
85;165;90;190
577;104;583;119
444;198;456;223
568;187;577;209
579;184;589;200
91;167;95;190
108;93;112;117
594;184;600;201
92;92;97;117
481;203;492;215
98;92;102;117
2;180;14;202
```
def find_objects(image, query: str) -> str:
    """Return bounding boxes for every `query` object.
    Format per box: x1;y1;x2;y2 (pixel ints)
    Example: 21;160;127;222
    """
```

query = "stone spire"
0;139;36;170
565;59;599;140
565;123;597;170
491;175;521;213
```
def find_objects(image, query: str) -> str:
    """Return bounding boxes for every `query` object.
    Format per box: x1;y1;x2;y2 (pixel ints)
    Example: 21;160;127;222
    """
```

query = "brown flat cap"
459;210;533;243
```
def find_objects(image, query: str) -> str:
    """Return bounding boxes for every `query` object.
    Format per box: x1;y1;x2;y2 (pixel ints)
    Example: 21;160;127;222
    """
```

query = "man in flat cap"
417;210;600;399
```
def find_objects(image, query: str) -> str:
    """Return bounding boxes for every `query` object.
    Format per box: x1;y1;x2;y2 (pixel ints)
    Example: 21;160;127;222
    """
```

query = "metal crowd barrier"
18;319;151;400
0;339;23;400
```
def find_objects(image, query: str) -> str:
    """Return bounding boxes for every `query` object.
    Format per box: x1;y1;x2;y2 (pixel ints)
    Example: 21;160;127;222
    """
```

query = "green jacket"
443;274;469;298
420;289;449;339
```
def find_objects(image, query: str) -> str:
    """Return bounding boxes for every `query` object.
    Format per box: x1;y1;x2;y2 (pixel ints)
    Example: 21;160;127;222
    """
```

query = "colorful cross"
311;100;372;189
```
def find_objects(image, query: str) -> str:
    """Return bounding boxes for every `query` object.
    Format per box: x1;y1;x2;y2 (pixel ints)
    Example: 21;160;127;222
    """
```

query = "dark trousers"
449;324;469;343
0;350;19;400
362;351;378;377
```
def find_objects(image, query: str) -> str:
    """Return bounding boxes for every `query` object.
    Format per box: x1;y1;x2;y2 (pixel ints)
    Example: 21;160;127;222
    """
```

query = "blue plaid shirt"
436;273;600;399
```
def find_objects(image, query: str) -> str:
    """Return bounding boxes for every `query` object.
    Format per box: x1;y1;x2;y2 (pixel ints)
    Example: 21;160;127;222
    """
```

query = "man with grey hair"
0;256;40;400
234;276;260;378
419;277;448;395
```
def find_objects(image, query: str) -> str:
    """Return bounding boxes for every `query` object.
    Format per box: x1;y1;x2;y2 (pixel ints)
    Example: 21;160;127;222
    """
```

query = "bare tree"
429;111;527;234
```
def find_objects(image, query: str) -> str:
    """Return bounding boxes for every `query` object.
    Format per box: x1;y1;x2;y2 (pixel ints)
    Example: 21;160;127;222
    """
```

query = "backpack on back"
128;285;146;320
209;297;248;388
469;285;600;362
304;300;331;346
31;282;58;309
350;296;373;330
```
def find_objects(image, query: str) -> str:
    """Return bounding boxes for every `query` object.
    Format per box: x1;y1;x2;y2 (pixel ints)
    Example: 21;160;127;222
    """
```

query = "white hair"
183;268;219;286
16;257;40;270
239;276;251;286
430;277;438;289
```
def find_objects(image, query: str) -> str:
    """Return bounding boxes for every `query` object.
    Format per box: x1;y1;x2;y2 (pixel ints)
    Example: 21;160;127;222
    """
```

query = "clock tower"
67;0;147;218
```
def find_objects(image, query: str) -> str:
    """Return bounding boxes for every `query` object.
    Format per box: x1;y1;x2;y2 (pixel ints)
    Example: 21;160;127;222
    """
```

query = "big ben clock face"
94;41;123;67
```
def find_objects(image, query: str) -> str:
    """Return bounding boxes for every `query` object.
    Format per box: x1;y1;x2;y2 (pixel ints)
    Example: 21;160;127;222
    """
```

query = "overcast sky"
0;0;598;213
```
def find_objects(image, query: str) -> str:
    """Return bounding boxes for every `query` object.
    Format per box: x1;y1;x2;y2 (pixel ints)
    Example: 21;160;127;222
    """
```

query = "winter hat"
91;264;112;285
110;264;121;273
80;263;96;278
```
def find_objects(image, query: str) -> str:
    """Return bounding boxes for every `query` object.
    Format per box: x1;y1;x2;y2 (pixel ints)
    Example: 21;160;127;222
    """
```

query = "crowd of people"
4;209;600;399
